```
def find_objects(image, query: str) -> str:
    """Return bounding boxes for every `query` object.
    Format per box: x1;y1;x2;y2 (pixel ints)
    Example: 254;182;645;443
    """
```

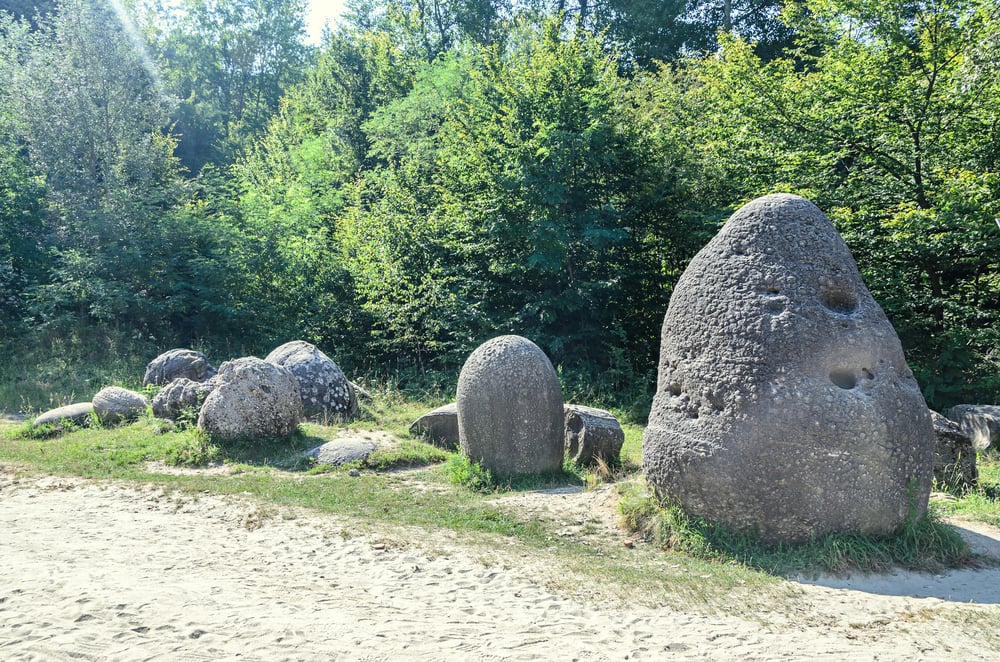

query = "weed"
444;453;495;492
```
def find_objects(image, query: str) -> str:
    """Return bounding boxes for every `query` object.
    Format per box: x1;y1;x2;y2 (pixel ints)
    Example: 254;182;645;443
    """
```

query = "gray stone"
92;386;149;425
32;402;93;428
410;403;459;449
643;194;935;542
306;438;378;466
931;411;977;491
564;405;624;466
197;357;301;441
946;404;1000;451
143;348;215;387
265;340;353;420
457;335;564;476
152;377;218;422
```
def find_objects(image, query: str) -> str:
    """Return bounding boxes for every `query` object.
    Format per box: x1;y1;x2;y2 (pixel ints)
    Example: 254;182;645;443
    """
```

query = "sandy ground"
2;467;1000;661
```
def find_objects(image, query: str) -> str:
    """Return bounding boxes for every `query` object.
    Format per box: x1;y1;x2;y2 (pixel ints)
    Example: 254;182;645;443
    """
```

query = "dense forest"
1;0;999;413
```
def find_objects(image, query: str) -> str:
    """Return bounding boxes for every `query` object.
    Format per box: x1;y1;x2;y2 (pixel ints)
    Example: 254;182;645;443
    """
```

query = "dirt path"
2;469;999;660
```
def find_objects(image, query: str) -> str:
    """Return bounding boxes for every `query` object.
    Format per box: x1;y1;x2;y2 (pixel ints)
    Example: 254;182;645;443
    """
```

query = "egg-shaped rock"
642;194;934;542
457;335;564;476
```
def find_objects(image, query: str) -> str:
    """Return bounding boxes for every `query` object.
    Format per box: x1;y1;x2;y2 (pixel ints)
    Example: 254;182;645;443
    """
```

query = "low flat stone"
306;438;378;466
33;403;94;428
409;403;458;448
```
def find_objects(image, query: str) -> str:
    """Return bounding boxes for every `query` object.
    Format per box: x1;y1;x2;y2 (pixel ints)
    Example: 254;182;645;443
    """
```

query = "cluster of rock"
33;340;363;442
410;335;625;475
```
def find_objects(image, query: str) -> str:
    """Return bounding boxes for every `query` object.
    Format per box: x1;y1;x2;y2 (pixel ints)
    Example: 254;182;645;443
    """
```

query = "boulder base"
457;335;564;476
643;194;934;542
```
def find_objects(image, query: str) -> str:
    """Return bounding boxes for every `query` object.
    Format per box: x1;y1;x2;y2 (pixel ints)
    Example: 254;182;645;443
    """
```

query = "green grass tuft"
618;482;972;576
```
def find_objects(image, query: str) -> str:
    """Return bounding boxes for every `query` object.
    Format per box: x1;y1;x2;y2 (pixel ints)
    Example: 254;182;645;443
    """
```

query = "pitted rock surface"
642;194;934;542
92;386;149;425
265;341;353;420
564;405;624;466
410;403;459;449
931;411;977;491
142;348;216;387
32;402;94;428
457;335;564;476
152;377;218;422
946;404;1000;451
197;357;301;441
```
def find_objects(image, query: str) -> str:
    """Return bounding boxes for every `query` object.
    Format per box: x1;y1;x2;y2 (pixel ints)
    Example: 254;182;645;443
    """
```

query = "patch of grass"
932;451;1000;527
618;481;971;576
443;453;495;492
359;439;449;471
0;338;153;415
1;417;204;477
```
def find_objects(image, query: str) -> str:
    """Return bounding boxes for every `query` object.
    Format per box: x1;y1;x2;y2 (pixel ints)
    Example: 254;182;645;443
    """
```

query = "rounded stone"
642;194;934;542
264;340;354;420
457;335;564;476
151;377;218;422
197;357;301;441
92;386;149;426
143;348;215;387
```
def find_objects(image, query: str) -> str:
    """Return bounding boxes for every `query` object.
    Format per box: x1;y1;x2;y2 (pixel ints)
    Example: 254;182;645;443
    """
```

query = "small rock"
92;386;149;426
32;402;94;428
409;403;459;449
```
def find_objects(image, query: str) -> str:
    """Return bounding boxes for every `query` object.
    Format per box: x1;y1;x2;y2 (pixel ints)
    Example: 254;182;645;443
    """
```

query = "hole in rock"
862;368;874;380
819;287;858;315
669;383;682;397
829;369;857;390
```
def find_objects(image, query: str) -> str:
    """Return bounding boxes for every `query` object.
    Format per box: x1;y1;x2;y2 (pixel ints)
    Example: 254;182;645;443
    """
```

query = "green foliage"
618;483;972;575
444;452;495;492
162;430;223;467
141;0;311;172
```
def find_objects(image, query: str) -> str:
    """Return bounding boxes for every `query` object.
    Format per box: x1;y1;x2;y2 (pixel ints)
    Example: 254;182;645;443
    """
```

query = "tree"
2;0;239;349
143;0;311;172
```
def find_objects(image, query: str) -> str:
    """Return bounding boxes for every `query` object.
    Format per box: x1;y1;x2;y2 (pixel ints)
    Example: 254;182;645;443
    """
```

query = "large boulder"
151;377;218;422
92;386;149;425
32;402;93;428
143;348;215;387
564;405;624;466
265;340;354;420
409;403;459;449
946;404;1000;451
643;194;935;542
197;357;301;441
931;411;978;491
457;335;564;476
